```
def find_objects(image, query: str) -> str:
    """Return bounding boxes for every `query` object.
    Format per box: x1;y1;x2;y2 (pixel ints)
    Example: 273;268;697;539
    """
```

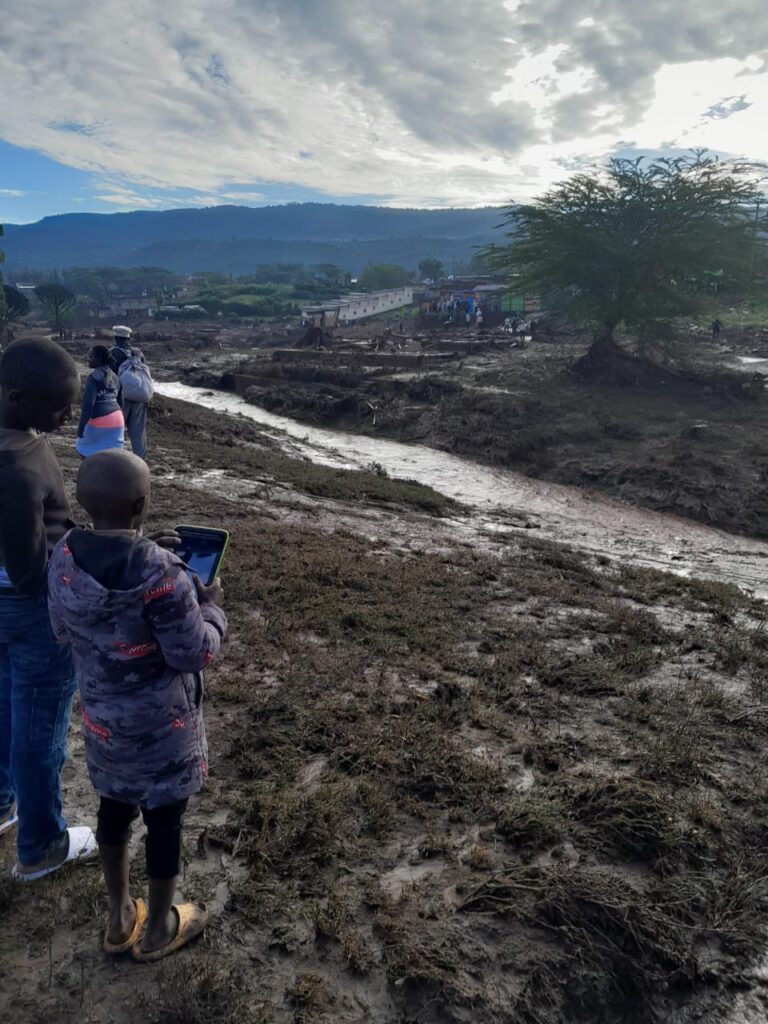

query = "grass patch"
150;395;454;513
313;883;375;973
570;776;687;864
496;789;567;851
459;863;768;1023
141;961;268;1024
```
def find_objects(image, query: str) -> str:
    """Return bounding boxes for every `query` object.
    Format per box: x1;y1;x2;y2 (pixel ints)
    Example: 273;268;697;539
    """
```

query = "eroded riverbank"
156;381;768;598
178;326;768;540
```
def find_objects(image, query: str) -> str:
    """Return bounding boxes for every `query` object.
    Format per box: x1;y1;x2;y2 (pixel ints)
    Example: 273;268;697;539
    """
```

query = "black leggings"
96;797;188;880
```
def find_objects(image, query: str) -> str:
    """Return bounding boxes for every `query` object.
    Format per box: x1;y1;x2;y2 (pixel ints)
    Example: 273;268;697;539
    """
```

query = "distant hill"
2;203;507;275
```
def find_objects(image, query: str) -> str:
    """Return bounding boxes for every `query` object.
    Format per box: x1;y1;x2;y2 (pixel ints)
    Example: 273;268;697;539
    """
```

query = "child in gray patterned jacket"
48;449;227;962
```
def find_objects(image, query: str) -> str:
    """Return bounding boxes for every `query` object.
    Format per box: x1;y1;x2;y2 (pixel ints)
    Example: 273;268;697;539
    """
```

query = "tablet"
175;525;229;586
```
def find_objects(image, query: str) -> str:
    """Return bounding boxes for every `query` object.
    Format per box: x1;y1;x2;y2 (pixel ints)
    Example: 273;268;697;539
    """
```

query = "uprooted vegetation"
3;397;768;1024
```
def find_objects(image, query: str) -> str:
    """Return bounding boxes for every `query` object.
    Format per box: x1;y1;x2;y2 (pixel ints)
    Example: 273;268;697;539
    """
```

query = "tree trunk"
574;324;688;387
573;323;624;377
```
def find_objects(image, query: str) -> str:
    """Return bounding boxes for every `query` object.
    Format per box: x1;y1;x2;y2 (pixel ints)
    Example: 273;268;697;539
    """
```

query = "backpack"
118;354;154;403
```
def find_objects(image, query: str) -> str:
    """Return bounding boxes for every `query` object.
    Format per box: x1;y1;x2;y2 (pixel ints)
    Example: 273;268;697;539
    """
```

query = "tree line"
6;151;763;350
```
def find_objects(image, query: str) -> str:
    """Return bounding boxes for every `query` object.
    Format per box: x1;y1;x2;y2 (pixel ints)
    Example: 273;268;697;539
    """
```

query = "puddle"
156;382;768;597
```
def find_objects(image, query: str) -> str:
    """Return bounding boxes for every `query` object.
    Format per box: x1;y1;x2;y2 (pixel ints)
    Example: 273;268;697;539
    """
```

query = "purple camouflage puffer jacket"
48;531;227;808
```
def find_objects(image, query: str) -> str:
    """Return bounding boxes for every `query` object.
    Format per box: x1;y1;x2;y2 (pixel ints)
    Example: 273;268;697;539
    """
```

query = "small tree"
34;282;76;336
358;263;410;290
418;258;444;282
1;285;30;341
486;151;766;366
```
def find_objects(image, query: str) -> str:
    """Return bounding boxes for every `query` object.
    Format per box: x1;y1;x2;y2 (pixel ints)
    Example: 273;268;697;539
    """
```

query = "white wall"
301;287;413;324
340;287;413;322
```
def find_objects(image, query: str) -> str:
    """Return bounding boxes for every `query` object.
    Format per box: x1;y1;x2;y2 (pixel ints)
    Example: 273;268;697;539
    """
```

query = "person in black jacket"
76;346;125;458
0;338;97;879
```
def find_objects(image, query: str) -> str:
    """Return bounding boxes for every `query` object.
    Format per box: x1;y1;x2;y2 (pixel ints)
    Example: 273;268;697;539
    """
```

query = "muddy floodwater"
156;381;768;597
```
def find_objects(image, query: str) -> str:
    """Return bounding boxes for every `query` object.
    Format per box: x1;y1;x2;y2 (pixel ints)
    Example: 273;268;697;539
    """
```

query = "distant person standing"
76;346;125;458
111;327;153;460
712;318;723;339
475;308;484;328
110;325;133;374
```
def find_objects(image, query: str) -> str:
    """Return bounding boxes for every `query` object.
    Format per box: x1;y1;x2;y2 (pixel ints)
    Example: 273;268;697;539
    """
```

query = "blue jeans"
0;594;75;865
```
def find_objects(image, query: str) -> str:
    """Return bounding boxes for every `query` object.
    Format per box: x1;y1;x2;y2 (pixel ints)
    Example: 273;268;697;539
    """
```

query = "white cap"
112;325;133;339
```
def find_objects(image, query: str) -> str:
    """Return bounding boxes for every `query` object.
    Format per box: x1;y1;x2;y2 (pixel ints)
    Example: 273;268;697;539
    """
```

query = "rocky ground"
3;385;768;1024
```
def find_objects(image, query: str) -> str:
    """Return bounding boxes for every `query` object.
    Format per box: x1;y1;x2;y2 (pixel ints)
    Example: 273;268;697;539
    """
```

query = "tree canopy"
485;151;767;359
1;285;31;339
418;258;444;282
358;263;410;290
34;282;76;333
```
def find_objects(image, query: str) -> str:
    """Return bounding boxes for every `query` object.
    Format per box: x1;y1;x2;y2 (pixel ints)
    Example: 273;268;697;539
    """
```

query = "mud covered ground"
171;321;768;539
4;395;768;1023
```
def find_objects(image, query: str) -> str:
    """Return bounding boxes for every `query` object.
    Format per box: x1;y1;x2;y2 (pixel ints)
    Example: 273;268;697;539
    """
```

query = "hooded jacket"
48;529;227;808
77;366;123;436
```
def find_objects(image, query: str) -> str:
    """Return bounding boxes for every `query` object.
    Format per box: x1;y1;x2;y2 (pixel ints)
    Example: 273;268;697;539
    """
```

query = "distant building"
421;277;538;321
301;286;413;324
100;295;153;318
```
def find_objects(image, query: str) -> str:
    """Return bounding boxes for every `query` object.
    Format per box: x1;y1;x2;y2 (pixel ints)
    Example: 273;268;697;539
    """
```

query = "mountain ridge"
2;202;507;275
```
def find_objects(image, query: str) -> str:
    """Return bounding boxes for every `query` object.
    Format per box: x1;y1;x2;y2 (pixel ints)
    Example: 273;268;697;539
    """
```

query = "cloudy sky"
1;0;767;222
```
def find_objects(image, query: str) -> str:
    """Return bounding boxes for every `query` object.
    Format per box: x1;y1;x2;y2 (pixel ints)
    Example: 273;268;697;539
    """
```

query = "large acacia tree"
34;282;76;335
486;152;766;365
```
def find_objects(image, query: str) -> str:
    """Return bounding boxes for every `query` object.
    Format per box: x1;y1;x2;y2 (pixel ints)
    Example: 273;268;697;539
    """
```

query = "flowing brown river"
156;382;768;598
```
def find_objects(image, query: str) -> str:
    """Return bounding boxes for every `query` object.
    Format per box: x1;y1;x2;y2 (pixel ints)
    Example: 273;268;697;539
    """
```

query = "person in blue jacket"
76;346;125;458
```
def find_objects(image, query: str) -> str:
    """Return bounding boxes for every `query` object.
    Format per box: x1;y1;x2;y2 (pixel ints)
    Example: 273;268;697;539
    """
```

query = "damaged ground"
154;319;768;539
3;396;768;1023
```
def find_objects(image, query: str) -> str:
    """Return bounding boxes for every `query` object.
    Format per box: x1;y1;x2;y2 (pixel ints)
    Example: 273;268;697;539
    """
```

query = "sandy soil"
3;388;768;1024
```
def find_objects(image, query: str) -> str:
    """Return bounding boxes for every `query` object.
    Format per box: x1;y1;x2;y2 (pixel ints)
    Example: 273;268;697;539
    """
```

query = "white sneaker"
0;805;18;836
12;826;97;882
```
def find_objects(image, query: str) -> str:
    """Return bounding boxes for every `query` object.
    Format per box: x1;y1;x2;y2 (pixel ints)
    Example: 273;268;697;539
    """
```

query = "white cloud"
0;189;26;197
0;0;767;207
93;188;168;208
218;191;266;203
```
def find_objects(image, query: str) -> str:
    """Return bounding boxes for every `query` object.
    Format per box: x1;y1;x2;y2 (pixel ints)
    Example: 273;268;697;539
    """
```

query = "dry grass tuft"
141;960;268;1024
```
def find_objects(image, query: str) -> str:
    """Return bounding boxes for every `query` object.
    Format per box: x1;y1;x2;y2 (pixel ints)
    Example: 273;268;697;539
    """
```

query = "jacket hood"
49;532;179;626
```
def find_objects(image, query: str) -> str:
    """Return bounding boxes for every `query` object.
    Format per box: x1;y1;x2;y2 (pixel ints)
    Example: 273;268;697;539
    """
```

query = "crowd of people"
0;336;223;960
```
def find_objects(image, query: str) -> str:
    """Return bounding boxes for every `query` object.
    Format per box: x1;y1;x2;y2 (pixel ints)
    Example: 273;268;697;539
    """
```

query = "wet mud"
3;332;768;1024
180;325;768;541
156;382;768;598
